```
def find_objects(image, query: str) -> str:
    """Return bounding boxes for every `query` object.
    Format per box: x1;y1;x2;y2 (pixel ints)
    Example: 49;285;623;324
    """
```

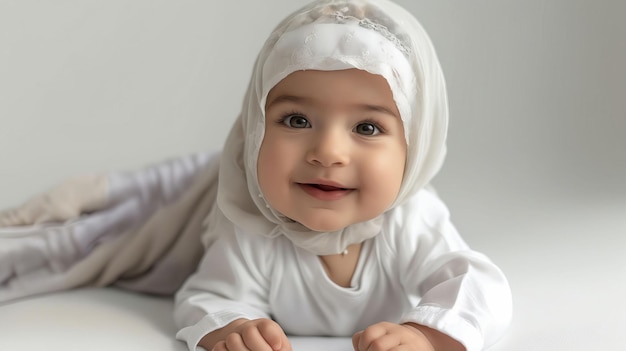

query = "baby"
174;1;512;350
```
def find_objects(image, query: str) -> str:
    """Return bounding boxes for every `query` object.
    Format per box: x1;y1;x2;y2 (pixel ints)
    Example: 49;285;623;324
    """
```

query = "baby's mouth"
308;184;349;192
297;182;354;200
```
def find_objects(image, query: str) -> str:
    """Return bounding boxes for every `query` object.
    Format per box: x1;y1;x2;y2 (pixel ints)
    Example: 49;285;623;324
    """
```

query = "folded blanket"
0;152;220;304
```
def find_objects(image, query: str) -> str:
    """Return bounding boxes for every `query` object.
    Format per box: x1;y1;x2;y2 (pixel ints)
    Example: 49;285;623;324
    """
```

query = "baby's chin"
298;216;370;233
294;217;347;233
282;209;380;233
304;223;345;233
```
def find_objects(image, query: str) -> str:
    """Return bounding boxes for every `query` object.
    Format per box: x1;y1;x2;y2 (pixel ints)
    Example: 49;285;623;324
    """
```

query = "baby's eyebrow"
357;103;400;118
267;94;399;118
266;94;309;108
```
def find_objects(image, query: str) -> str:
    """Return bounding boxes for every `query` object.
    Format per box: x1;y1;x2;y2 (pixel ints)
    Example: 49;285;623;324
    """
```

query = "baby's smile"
308;183;348;191
297;181;354;201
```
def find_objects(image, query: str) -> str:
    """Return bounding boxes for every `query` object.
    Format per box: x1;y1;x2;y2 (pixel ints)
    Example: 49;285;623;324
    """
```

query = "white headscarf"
214;0;449;255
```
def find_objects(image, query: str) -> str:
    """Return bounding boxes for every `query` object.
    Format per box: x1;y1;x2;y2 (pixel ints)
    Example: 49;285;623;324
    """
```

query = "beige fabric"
0;174;109;227
0;153;219;302
60;160;218;295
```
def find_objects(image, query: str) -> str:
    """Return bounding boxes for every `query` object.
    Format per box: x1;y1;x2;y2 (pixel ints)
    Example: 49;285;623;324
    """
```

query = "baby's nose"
306;129;351;167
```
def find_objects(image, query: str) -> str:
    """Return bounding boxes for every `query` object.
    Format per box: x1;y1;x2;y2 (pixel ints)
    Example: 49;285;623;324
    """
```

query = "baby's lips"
313;184;346;191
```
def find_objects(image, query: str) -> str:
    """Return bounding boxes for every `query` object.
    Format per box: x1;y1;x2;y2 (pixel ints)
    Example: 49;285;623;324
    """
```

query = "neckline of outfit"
295;237;374;293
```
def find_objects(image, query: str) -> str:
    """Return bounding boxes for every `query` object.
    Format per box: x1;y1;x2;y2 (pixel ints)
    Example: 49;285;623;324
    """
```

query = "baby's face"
258;69;406;232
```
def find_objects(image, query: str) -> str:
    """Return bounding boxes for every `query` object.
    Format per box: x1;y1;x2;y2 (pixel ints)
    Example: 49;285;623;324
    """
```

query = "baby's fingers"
240;325;273;351
212;340;227;351
352;331;363;351
224;332;250;351
353;323;387;351
256;320;291;351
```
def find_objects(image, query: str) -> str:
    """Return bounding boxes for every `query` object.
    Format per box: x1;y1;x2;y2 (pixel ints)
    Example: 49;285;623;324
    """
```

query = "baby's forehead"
265;69;401;118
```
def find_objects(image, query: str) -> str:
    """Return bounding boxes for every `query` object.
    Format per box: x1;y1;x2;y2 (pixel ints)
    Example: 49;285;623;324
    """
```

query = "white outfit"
175;188;511;351
175;0;512;350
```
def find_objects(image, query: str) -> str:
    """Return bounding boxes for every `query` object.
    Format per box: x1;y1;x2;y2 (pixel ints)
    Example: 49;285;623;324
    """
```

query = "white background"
1;1;625;350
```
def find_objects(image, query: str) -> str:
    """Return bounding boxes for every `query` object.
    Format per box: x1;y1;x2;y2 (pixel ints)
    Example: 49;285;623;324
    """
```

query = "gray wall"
2;0;625;245
2;1;624;209
2;0;624;238
2;1;623;208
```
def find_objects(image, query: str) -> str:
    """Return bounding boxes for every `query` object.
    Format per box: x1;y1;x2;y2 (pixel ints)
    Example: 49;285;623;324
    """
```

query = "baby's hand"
352;322;435;351
211;318;291;351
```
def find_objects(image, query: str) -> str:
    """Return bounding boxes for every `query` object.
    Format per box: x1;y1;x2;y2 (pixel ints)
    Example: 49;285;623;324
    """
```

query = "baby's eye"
354;122;381;136
282;115;311;128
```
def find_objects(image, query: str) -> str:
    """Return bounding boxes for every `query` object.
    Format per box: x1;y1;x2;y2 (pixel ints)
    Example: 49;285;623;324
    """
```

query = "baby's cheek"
256;145;275;198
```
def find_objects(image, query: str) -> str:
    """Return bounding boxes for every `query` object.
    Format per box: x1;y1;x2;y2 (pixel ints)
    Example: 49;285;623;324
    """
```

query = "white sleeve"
173;227;272;351
387;189;512;351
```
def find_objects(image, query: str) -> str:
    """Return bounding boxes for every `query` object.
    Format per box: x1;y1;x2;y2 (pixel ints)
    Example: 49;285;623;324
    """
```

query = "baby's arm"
174;227;281;351
383;190;512;351
352;322;464;351
199;318;291;351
